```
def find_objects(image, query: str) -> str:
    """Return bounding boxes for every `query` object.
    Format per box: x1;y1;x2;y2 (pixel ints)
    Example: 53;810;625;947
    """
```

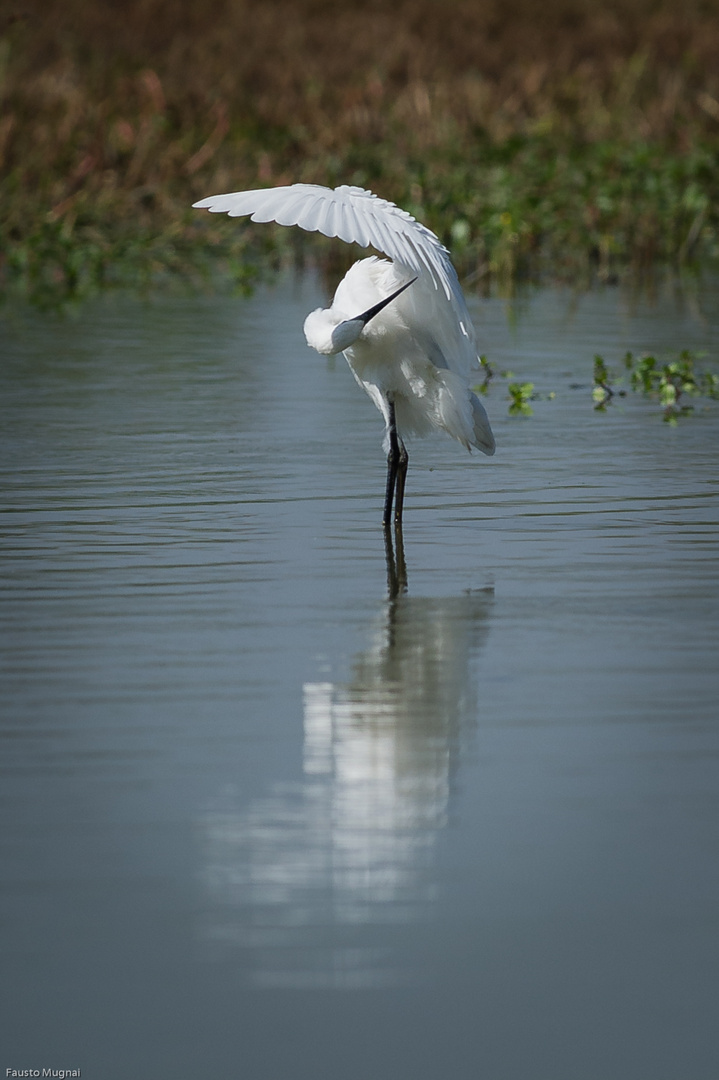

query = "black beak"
355;277;417;325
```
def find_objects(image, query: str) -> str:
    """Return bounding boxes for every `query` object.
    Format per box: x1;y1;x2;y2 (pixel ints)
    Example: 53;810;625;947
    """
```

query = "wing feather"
272;189;316;227
338;202;372;247
193;182;457;297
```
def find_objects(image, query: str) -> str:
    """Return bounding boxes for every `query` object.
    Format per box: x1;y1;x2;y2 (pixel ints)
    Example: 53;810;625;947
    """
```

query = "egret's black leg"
383;454;398;527
383;400;401;527
394;440;409;525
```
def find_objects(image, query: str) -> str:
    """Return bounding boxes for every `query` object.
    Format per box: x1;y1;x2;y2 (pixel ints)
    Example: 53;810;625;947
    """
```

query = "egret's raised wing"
193;183;463;306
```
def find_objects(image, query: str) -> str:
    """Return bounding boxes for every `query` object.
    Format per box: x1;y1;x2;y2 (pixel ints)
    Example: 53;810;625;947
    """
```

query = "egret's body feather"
322;257;494;454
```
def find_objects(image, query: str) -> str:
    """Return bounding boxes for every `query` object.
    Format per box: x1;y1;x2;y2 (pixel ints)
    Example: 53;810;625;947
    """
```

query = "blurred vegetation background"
1;0;718;304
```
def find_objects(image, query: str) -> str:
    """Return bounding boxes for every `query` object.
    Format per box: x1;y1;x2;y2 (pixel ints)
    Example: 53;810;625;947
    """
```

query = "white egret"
192;183;495;526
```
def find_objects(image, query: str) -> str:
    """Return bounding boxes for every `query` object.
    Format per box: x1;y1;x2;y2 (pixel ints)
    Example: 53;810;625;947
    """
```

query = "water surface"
1;276;718;1079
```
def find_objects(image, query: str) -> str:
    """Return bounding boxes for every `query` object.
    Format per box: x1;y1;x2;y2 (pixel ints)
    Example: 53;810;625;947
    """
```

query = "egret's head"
303;309;362;355
303;276;417;356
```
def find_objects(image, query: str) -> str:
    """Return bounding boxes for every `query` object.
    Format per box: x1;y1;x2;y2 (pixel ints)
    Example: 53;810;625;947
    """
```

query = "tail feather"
470;393;495;456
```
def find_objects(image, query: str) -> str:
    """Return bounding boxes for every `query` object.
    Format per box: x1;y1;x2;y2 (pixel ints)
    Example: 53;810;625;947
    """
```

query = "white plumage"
193;182;495;525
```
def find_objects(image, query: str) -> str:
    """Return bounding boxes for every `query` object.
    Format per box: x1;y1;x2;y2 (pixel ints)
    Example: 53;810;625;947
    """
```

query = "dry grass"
2;0;719;302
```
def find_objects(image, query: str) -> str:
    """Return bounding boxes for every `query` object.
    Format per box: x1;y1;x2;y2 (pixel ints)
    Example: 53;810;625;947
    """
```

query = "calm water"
1;276;718;1079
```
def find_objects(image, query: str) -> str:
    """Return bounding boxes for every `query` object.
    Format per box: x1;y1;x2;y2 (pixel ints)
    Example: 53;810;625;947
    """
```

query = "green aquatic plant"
629;350;719;422
592;353;629;410
592;354;613;409
507;381;536;416
593;349;719;422
473;364;556;416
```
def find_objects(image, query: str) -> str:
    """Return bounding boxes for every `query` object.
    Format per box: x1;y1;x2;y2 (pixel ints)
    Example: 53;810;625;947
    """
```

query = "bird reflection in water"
200;537;492;988
384;522;408;599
